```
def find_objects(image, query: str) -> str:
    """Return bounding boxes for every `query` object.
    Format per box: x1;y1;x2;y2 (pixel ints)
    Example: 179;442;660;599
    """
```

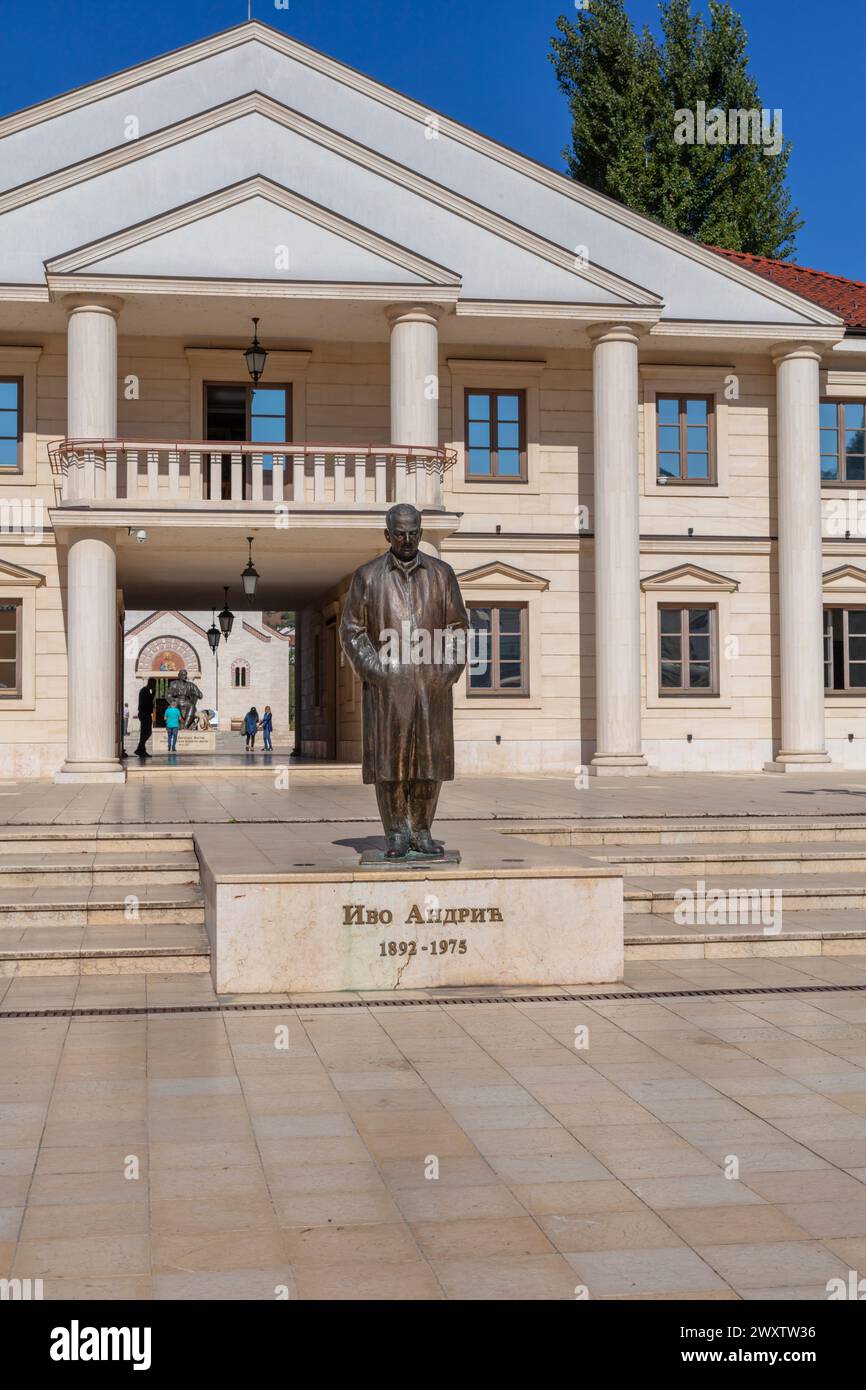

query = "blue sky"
1;0;860;278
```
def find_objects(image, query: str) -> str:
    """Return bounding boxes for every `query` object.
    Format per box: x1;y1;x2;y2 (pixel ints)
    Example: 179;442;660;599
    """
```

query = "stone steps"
0;826;209;977
624;871;866;914
508;817;866;847
0;923;210;976
0;851;200;887
0;827;194;855
590;840;866;877
624;909;866;960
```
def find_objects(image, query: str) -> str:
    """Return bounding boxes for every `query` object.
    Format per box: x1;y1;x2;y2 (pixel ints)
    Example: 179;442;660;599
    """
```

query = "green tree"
551;0;802;257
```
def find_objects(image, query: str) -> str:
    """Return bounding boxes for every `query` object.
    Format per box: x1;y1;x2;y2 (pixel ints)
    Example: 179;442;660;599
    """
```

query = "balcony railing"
49;440;455;507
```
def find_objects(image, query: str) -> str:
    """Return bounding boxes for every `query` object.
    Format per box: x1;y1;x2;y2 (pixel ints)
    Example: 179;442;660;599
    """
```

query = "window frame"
203;382;293;444
655;393;716;486
0;376;23;476
467;601;529;698
463;388;528;483
823;605;866;692
657;602;719;697
231;659;249;690
0;599;21;699
819;398;866;486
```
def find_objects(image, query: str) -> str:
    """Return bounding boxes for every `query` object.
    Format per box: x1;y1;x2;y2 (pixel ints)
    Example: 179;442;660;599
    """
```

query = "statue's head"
385;503;422;563
178;669;188;681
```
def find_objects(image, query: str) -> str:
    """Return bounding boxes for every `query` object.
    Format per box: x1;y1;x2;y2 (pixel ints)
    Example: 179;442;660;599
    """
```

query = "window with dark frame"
0;602;20;697
656;395;714;483
659;605;717;694
465;390;526;481
820;400;865;483
824;607;866;690
0;379;22;473
204;383;291;499
232;662;249;689
468;604;528;695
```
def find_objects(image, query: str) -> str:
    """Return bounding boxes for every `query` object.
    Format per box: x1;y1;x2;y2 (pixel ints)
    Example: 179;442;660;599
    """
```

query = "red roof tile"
705;246;866;330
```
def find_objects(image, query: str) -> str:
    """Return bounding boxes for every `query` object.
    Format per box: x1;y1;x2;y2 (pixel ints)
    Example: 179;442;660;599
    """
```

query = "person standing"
122;702;129;737
164;698;181;753
261;705;273;751
134;679;155;759
244;707;259;751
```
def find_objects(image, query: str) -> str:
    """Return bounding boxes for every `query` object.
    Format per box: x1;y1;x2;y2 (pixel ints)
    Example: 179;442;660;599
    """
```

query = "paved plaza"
7;768;866;827
2;954;866;1300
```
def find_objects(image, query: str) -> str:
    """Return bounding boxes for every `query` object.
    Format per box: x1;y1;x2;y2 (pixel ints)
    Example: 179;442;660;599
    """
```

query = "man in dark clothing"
134;679;155;759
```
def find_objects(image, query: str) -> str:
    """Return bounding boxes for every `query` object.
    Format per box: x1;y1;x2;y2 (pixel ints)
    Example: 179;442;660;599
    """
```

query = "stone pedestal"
202;857;623;994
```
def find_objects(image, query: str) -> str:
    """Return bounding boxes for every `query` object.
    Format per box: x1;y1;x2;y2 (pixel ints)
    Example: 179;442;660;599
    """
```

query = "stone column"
387;305;441;507
766;344;830;771
56;529;125;782
65;295;121;439
56;295;125;782
589;324;647;775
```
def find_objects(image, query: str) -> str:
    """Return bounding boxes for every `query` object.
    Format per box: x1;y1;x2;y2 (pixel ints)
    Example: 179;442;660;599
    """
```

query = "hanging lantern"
241;535;259;604
243;317;268;384
219;586;234;641
207;609;221;655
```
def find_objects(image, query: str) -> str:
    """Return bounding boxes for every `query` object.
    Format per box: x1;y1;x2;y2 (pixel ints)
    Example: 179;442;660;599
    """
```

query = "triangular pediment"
0;557;45;585
0;22;842;327
46;176;460;287
125;610;208;641
641;563;738;593
457;561;549;590
823;564;866;590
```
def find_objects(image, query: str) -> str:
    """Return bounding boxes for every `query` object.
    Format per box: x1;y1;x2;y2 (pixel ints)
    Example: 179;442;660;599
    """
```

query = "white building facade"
122;609;290;734
0;21;864;780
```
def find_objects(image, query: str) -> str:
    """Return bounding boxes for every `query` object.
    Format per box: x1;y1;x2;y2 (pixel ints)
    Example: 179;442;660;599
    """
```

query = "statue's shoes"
409;833;444;856
384;833;409;858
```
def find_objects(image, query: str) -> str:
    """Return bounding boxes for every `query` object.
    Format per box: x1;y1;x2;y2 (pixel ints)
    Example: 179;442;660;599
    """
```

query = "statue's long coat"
340;550;468;784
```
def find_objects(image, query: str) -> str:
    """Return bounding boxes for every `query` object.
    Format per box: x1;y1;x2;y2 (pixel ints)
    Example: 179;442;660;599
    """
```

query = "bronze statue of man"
340;503;468;858
166;668;202;730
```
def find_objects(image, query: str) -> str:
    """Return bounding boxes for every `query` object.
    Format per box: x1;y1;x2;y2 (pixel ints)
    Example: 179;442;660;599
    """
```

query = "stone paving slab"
1;954;866;1300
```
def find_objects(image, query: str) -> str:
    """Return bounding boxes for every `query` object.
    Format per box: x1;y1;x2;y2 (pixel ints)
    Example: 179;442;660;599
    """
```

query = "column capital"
384;304;443;329
770;341;824;366
587;322;644;349
61;293;124;320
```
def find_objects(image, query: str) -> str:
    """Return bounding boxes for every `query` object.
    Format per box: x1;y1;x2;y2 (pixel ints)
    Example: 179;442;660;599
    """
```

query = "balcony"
49;439;455;508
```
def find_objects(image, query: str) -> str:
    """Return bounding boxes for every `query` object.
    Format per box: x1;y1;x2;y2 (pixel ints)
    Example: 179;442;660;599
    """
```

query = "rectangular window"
656;395;714;483
465;389;526;481
820;400;865;483
658;605;717;695
0;602;20;697
468;604;527;695
0;379;22;473
824;607;866;690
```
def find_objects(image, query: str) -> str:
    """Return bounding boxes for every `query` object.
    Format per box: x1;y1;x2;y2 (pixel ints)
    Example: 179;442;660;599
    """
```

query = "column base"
55;760;127;784
763;751;832;774
589;754;650;778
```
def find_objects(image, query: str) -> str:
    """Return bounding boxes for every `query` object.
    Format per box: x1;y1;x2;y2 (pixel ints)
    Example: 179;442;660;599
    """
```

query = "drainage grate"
1;981;866;1020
